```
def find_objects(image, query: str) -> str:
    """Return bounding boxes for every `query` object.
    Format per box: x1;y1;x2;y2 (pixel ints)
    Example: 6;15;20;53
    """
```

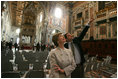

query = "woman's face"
58;34;66;44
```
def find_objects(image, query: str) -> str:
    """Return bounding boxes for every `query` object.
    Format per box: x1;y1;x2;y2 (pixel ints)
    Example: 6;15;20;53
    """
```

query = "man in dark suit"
64;20;93;78
36;42;40;51
14;42;18;51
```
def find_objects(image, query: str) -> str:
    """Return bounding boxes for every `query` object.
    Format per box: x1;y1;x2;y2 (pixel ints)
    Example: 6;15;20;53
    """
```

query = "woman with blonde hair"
49;33;76;78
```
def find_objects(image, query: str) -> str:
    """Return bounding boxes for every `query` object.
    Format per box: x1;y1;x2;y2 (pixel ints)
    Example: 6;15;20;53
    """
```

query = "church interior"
1;1;117;78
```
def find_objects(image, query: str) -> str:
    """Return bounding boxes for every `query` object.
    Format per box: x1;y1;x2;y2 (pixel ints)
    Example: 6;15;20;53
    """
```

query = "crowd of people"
1;40;54;52
1;41;19;51
34;42;55;51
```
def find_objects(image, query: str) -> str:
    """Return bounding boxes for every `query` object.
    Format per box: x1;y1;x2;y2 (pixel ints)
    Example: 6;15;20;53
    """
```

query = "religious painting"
111;21;117;37
49;16;64;28
90;7;93;19
85;10;89;20
94;27;99;39
62;18;66;30
100;24;106;35
52;17;61;27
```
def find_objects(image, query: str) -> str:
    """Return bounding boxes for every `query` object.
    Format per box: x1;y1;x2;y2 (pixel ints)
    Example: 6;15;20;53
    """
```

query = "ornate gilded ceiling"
1;1;77;27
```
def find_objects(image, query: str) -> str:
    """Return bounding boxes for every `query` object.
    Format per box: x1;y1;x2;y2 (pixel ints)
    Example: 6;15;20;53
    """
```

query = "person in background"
14;42;18;51
9;41;12;50
49;33;76;78
36;42;40;51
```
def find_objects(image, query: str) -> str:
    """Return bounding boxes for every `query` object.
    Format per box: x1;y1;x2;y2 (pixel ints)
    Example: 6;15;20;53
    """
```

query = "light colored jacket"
49;47;76;78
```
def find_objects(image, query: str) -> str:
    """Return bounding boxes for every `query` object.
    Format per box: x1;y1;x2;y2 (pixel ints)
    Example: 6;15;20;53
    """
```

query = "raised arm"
76;19;94;41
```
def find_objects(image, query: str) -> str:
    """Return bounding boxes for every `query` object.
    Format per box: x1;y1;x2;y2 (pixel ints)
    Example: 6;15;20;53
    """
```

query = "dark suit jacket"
64;25;90;65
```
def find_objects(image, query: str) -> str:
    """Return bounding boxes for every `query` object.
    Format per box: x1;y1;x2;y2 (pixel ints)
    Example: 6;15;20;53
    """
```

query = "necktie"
70;42;81;64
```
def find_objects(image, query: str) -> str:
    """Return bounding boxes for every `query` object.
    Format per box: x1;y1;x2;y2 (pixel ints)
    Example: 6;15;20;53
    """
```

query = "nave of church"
1;1;117;78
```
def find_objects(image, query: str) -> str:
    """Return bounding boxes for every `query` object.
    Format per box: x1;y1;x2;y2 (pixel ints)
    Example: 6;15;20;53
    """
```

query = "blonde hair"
52;33;62;47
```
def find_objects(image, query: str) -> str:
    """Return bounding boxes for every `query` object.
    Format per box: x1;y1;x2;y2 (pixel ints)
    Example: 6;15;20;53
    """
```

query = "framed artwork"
90;7;93;19
100;24;106;35
62;18;66;30
111;21;117;37
51;16;63;27
85;10;89;20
